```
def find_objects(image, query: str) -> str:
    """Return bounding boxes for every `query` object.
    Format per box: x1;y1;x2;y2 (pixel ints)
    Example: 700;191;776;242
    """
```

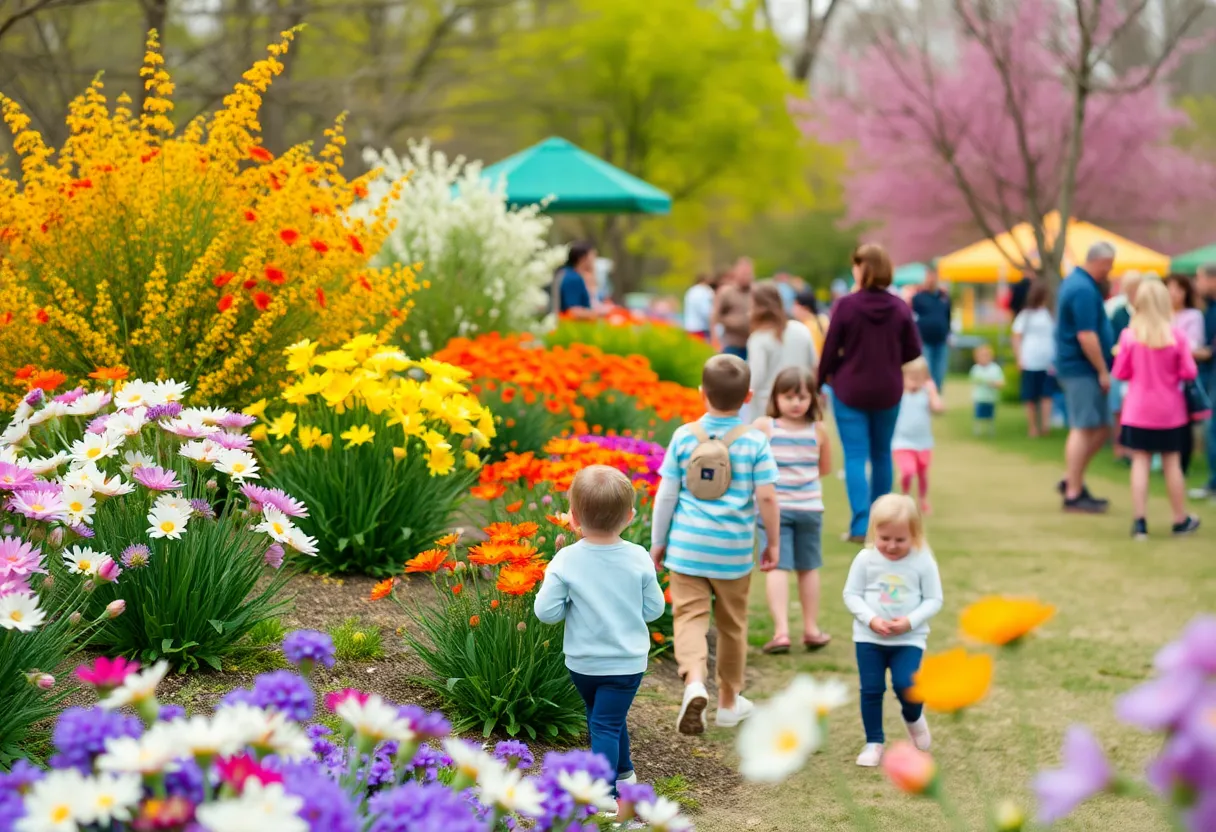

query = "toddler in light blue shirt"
534;465;665;802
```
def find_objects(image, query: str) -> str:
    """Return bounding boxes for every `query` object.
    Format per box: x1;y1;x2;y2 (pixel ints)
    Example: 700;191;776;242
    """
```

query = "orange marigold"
405;548;451;574
496;566;539;596
370;578;395;601
470;484;506;501
467;541;515;566
490;599;500;610
434;532;461;548
89;366;129;381
451;583;463;596
469;615;480;628
484;522;539;543
546;513;573;530
504;501;523;514
27;370;66;392
652;632;665;644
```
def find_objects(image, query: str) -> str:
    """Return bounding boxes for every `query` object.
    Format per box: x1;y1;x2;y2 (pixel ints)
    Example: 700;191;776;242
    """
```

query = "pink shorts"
893;449;932;476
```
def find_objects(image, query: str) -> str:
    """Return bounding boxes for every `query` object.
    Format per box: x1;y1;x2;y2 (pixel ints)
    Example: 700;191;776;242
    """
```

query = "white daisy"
215;448;259;482
154;493;193;515
160;416;219;439
337;695;416;744
180;439;222;465
99;660;168;710
285;526;319;557
211;703;311;759
28;401;70;426
636;797;694;832
102;407;147;439
255;506;295;543
14;768;90;832
69;433;122;465
152;379;190;405
21;452;70;475
62;485;96;525
63;545;105;576
556;769;616;811
113;380;158;410
1;419;30;446
180;406;232;426
65;391;113;418
779;675;851;719
0;591;46;632
443;740;500;782
12;400;33;423
61;462;101;490
78;772;142;826
736;701;820;783
195;780;306;832
120;450;157;476
160;714;246;759
147;503;191;540
95;730;181;775
477;765;545;817
91;470;136;498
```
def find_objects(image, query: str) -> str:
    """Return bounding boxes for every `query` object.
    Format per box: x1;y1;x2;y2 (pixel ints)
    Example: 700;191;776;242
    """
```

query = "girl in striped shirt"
754;367;833;654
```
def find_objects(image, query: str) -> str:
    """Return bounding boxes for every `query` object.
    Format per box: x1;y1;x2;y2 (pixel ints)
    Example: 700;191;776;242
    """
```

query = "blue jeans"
834;399;900;538
856;643;924;743
1203;370;1216;490
722;344;747;361
922;341;949;392
568;670;643;789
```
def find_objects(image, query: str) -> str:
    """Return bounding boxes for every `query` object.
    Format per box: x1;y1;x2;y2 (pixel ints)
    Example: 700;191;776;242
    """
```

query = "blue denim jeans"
1204;369;1216;490
833;399;901;538
922;341;949;392
568;670;643;790
856;642;924;743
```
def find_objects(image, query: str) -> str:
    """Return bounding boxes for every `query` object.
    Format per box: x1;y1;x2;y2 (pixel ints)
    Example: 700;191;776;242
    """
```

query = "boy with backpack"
650;354;781;734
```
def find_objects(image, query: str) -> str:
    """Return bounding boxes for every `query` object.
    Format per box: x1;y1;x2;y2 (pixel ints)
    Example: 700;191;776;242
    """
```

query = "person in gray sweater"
747;283;816;420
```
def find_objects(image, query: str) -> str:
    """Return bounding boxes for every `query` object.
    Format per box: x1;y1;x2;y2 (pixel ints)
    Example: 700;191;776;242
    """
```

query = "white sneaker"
856;742;884;767
714;695;755;728
1188;487;1215;500
677;682;709;735
906;715;932;751
599;798;620;818
616;771;637;790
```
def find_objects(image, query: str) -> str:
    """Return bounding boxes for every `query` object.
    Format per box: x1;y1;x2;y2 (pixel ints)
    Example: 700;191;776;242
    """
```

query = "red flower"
252;292;272;312
242;279;259;290
310;239;329;254
315;288;327;308
353;182;369;199
451;584;463;596
469;615;480;628
243;209;258;223
269;173;283;191
279;229;299;246
70;178;93;190
348;234;365;254
358;276;373;292
34;308;49;324
217;294;235;312
140;149;159;164
216;753;283;790
490;599;500;610
248;146;273;163
213;272;235;288
14;365;36;380
265;266;286;285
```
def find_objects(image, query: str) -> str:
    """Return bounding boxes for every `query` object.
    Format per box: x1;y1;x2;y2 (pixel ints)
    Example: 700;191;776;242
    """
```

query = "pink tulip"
76;656;140;691
882;741;937;795
96;557;122;583
105;599;126;619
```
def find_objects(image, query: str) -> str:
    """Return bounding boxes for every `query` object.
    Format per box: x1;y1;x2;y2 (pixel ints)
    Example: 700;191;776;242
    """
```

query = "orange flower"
505;501;523;514
248;145;273;163
217;294;235;312
370;578;395;601
467;541;515;566
310;239;329;254
353;182;369;199
496;566;539;596
663;587;672;604
315;287;327;308
484;522;539;543
27;370;66;392
279;229;300;245
252;291;273;312
34;308;49;324
490;599;500;610
89;366;129;381
451;583;463;596
13;365;36;381
546;513;573;530
469;615;480;628
959;597;1056;647
434;532;461;548
652;631;665;644
348;234;365;254
470;484;506;501
405;548;451;574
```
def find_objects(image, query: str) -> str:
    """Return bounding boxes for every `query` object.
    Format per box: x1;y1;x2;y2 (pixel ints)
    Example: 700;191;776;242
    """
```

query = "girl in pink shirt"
1112;278;1201;539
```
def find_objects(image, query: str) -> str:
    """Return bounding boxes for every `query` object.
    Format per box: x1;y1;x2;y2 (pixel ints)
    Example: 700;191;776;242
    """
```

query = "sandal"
803;633;832;651
762;637;791;655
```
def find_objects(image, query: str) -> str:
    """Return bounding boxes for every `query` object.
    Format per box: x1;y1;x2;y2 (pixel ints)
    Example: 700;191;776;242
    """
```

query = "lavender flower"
67;524;94;540
1116;670;1206;732
189;499;218;520
121;544;151;569
220;687;260;709
1032;726;1115;824
49;706;143;772
282;762;360;832
219;412;258;430
264;543;285;569
85;414;110;435
364;743;398;788
0;759;44;793
53;387;85;405
283;630;336;671
131;465;185;492
398;704;451;742
23;389;43;407
404;743;450;783
618;781;656;807
251;670;315;721
542;750;614;784
159;704;186;721
214;431;254;451
367;781;486;832
493;739;534;770
165;759;206;804
146;403;183;421
1155;616;1216;675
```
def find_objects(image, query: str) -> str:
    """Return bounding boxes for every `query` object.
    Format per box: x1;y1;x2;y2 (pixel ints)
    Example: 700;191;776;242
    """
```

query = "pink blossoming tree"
801;0;1216;277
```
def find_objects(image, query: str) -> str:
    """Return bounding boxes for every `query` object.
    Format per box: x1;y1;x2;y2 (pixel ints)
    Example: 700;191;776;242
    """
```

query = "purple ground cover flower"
283;630;335;670
132;465;185;492
189;499;217;520
146;403;183;421
251;670;315;722
398;704;451;742
282;762;359;832
404;743;449;783
49;707;143;772
159;704;186;721
493;740;534;770
368;781;486;832
220;687;260;709
1032;725;1114;824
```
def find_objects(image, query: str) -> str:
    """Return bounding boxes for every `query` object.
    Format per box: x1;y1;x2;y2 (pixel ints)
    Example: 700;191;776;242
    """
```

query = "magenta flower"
1033;726;1115;824
264;543;285;569
219;412;258;429
0;576;32;596
324;688;370;713
1116;669;1206;732
214;431;254;451
96;556;122;584
216;752;284;790
85;414;111;435
131;465;185;492
0;462;35;491
53;387;85;405
242;485;309;518
1156;616;1216;676
75;656;140;692
9;488;69;522
0;536;45;578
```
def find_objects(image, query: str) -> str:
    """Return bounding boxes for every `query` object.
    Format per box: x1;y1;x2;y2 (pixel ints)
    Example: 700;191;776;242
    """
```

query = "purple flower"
404;743;450;783
367;781;486;832
282;762;359;832
542;749;614;784
53;387;85;405
1156;616;1216;676
132;465;185;492
121;544;151;568
86;414;110;435
493;739;534;770
146;403;183;421
283;630;335;670
364;743;398;787
0;536;45;579
220;687;260;709
189;499;217;520
1116;669;1206;732
618;781;656;806
49;706;143;772
23;389;43;407
159;704;186;721
398;704;451;742
251;670;315;721
1146;732;1216;798
1186;791;1216;832
165;759;206;804
214;431;254;450
264;543;285;569
0;462;36;491
1032;726;1115;824
0;759;44;793
68;524;94;539
220;412;258;429
243;484;310;518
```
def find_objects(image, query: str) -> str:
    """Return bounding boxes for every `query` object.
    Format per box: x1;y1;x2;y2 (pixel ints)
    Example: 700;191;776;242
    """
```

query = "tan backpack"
685;423;751;501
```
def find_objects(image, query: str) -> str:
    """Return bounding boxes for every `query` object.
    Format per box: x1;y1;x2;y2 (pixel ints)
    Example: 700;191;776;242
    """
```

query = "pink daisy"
218;412;258;430
213;431;254;451
131;465;185;492
241;485;309;518
0;462;36;491
75;655;141;691
9;488;68;522
0;536;45;578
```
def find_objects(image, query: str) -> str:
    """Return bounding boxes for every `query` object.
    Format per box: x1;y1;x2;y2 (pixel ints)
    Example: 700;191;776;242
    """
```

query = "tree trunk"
261;0;307;152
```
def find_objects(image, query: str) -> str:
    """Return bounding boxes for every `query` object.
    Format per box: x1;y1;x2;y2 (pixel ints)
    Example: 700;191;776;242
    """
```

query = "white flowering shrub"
359;140;566;354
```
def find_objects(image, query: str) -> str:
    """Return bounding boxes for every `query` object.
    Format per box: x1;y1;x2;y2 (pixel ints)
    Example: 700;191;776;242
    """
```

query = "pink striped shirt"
1112;327;1198;430
768;419;824;512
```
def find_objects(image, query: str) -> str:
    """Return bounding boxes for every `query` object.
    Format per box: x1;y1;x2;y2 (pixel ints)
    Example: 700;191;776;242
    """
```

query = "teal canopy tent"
1170;243;1216;276
477;137;672;214
894;262;929;287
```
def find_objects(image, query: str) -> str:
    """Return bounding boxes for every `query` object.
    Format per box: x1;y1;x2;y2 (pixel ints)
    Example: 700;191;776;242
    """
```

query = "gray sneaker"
1187;487;1215;501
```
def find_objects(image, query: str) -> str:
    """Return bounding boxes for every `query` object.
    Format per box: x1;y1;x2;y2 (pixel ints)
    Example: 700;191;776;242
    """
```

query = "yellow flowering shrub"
253;335;496;576
0;30;418;407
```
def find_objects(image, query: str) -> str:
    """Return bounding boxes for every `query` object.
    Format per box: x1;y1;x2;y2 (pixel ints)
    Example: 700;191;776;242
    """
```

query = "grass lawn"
683;383;1215;832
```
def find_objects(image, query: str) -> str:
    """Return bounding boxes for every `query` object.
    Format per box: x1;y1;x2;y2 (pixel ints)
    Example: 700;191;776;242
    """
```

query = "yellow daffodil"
393;447;407;461
907;649;993;713
243;399;269;419
341;424;376;448
267;412;297;440
464;451;481;471
313;350;359;372
343;334;380;355
322;372;359;410
959;597;1056;647
284;340;317;375
361;383;394;415
427;442;455;476
317;433;334;451
297;425;324;450
250;424;269;442
279;444;294;455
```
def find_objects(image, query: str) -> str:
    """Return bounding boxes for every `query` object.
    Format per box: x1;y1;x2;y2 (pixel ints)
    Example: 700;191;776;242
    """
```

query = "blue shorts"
1019;370;1056;402
777;510;823;571
974;402;996;420
1058;375;1110;430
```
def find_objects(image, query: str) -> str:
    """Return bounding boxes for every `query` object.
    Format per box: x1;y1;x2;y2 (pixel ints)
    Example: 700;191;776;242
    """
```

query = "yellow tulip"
907;649;993;713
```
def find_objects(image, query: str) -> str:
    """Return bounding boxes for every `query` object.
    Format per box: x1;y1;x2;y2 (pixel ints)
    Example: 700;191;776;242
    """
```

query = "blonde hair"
903;356;930;381
866;494;926;548
569;465;635;535
1129;278;1175;349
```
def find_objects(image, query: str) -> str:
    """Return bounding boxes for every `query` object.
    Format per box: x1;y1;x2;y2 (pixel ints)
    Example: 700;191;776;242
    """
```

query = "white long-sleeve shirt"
842;546;943;649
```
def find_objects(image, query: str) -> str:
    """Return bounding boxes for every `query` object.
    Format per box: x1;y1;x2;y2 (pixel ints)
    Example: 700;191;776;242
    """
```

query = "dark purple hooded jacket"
817;289;923;411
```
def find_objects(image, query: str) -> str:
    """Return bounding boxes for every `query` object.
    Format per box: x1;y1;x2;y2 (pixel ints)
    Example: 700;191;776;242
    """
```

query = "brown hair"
853;243;894;291
568;465;635;535
766;367;821;421
1026;280;1053;312
1166;273;1197;309
750;284;788;338
701;354;751;412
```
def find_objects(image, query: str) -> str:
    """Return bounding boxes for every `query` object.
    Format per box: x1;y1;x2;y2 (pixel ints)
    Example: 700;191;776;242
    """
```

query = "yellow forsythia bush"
0;30;418;406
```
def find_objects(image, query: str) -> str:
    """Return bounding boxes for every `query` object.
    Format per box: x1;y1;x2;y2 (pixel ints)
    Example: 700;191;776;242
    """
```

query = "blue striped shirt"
657;415;779;579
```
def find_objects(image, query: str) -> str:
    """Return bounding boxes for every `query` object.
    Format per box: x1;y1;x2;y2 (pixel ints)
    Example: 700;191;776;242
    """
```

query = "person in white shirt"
1011;281;1058;437
683;274;717;341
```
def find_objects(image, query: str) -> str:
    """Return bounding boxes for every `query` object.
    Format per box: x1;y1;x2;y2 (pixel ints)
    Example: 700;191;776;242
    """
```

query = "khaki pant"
669;571;751;701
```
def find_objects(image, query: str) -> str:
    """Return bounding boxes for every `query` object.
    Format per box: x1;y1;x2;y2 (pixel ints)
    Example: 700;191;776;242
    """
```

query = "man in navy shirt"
1191;264;1216;499
1055;242;1116;513
911;266;952;391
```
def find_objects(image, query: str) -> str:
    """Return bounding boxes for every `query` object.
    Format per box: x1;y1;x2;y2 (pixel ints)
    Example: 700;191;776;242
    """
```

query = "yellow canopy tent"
936;212;1170;283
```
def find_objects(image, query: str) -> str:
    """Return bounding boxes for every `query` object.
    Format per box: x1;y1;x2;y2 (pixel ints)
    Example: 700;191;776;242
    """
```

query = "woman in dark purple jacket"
818;244;923;542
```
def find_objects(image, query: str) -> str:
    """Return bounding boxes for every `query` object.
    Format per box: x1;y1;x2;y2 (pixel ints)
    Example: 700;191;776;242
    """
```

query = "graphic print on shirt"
877;573;910;618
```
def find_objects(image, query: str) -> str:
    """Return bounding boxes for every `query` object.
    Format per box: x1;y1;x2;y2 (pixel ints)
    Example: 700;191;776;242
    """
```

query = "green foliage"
477;385;570;461
81;490;292;673
654;775;700;813
546;321;714;389
245;617;289;648
749;208;863;290
262;405;479;577
328;617;385;661
0;605;76;766
398;575;585;740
